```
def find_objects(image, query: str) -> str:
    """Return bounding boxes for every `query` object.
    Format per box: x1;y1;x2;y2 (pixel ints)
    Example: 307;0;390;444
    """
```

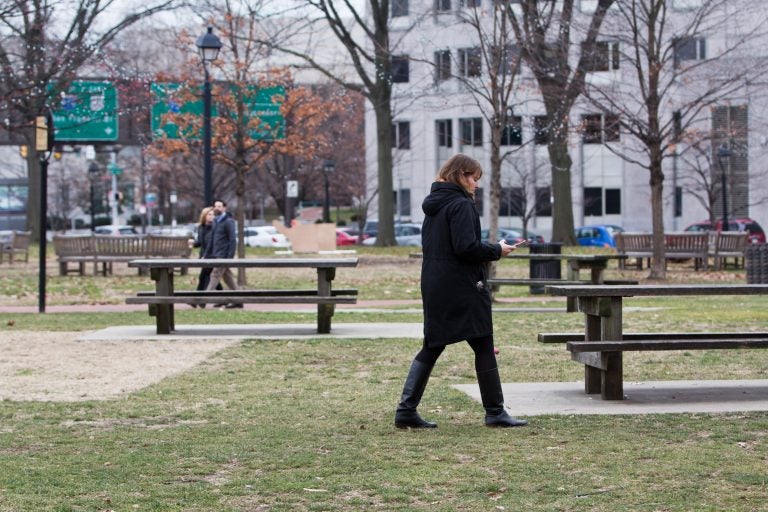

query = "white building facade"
366;0;768;240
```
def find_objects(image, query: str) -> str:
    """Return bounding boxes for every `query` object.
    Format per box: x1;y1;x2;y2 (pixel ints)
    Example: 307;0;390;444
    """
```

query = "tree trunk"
648;148;666;280
488;117;503;282
548;135;577;245
374;92;396;246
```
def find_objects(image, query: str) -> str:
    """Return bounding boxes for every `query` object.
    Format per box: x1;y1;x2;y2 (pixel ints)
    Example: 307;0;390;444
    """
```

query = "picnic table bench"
126;257;359;334
53;234;192;276
543;284;768;400
489;253;635;311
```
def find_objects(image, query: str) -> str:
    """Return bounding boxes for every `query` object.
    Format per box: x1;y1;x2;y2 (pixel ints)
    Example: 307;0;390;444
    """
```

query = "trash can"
745;243;768;284
529;242;563;294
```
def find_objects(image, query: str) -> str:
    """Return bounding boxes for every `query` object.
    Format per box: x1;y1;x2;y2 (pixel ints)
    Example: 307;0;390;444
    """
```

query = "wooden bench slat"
490;278;638;286
126;296;357;305
136;289;358;298
539;331;768;343
567;338;768;352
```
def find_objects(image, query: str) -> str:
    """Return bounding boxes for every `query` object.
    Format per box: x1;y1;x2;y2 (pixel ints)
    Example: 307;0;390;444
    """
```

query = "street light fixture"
196;26;222;207
717;143;731;231
88;161;101;231
322;159;335;223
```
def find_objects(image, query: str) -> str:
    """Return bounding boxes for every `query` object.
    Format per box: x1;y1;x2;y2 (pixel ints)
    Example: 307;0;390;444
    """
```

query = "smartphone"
512;240;529;248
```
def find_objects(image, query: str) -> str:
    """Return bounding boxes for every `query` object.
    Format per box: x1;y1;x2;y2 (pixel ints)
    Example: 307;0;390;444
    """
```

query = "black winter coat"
209;212;237;259
421;182;502;347
194;223;214;259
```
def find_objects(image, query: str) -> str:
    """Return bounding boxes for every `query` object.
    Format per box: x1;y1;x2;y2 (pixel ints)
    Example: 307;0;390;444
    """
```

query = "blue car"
575;225;624;248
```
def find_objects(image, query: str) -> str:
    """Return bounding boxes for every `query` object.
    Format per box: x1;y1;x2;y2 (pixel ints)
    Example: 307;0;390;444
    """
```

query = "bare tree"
0;0;179;241
260;0;415;246
584;0;768;279
454;2;523;276
506;0;616;244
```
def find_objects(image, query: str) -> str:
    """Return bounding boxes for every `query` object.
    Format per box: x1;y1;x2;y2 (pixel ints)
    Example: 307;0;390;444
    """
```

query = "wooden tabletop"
546;284;768;297
506;254;626;261
127;257;359;269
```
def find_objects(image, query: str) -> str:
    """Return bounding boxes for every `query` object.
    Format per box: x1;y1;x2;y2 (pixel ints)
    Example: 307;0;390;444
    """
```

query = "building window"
535;186;552;216
435;0;451;12
605;188;621;214
435;50;451;82
458;47;482;78
584;187;602;216
394;188;411;216
460;0;481;7
583;41;620;72
436;119;453;148
501;187;524;216
674;186;682;217
391;56;410;83
391;121;411;149
460;117;483;147
673;111;683;142
501;116;523;146
674;37;706;67
581;113;620;143
533;115;549;145
392;0;408;17
495;44;521;76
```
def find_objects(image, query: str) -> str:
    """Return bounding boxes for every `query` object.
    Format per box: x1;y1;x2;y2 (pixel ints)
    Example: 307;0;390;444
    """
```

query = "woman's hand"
499;239;515;256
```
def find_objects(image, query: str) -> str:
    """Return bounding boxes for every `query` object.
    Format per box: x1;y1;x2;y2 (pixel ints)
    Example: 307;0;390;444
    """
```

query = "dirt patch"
0;331;236;402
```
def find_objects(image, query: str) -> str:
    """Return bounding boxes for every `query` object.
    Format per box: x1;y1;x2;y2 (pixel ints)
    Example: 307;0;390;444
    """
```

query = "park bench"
126;257;359;334
709;231;748;270
0;230;31;263
543;284;768;400
615;232;709;270
53;234;192;276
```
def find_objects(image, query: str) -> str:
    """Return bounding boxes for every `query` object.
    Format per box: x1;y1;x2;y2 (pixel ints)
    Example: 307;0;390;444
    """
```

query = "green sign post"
52;81;119;142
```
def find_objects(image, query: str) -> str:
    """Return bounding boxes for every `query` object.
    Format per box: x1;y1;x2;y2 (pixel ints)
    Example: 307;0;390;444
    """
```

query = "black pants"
414;335;497;372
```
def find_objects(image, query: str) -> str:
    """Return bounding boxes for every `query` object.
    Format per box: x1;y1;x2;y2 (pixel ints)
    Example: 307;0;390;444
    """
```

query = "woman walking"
394;154;528;429
192;206;221;304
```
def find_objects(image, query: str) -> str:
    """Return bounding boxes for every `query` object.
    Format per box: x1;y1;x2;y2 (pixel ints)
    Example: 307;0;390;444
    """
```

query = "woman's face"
205;211;215;224
461;172;480;195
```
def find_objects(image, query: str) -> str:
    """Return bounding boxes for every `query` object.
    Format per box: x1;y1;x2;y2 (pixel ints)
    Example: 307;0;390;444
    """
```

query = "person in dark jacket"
395;153;528;429
191;206;221;305
206;199;240;305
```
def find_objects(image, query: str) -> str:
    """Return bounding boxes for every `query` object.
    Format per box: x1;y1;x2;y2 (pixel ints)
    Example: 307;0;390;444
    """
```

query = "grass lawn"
0;249;767;510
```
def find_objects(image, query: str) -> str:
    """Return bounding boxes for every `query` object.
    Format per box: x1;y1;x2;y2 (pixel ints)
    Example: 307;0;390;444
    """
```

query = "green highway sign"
52;81;119;142
151;82;210;139
151;82;284;141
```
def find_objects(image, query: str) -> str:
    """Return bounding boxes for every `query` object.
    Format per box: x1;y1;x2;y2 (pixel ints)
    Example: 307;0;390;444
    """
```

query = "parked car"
481;227;545;245
575;224;625;248
362;223;422;247
149;225;195;238
684;218;766;244
242;226;291;248
93;225;138;236
335;228;359;246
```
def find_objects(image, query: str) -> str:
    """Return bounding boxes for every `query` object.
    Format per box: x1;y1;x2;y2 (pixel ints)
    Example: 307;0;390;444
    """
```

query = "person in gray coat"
394;153;528;429
206;199;240;307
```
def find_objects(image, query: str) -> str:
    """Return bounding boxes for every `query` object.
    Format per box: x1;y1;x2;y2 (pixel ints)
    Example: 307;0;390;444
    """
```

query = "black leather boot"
476;367;528;428
395;360;437;429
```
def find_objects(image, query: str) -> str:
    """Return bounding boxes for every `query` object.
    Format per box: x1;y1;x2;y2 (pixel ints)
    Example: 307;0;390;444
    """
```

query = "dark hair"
436;154;483;197
214;199;227;207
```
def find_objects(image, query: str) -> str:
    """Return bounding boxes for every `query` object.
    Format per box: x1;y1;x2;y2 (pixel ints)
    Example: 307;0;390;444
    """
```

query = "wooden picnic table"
545;284;768;400
126;257;359;334
494;254;631;310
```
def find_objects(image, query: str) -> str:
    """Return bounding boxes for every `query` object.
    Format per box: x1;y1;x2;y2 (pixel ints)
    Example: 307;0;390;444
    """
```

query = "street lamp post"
169;190;178;228
88;162;101;231
717;143;731;231
196;26;222;207
322;159;335;223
